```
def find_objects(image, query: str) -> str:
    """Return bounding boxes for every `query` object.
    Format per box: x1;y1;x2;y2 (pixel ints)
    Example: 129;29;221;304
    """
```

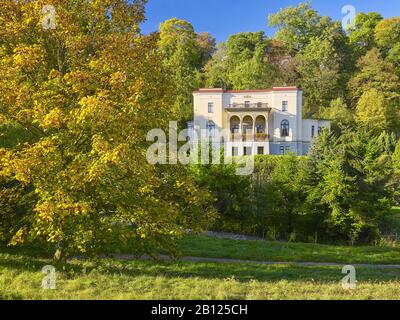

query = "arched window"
281;120;289;137
256;124;264;134
207;120;216;135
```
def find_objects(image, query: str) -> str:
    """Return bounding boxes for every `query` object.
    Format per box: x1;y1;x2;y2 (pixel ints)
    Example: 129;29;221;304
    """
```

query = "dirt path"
110;254;400;269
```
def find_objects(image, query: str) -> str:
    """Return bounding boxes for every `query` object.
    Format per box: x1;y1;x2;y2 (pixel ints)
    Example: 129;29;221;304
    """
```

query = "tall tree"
196;32;216;68
375;17;400;68
0;0;215;259
355;89;393;132
204;42;230;88
158;19;216;122
158;18;202;121
268;2;322;52
348;12;383;58
348;48;399;103
268;2;351;116
295;38;342;115
205;31;277;90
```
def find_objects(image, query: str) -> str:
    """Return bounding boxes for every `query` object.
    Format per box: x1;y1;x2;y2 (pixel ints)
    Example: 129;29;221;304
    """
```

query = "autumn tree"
0;0;215;259
348;48;399;103
269;2;351;116
205;32;277;90
355;89;395;132
158;18;216;122
204;43;230;88
348;12;383;58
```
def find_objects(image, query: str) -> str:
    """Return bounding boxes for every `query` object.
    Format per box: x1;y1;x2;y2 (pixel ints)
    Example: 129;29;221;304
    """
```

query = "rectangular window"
318;126;322;134
285;146;291;154
257;147;264;155
232;147;239;156
208;102;214;113
244;147;252;156
282;101;288;112
280;146;285;155
244;101;251;108
311;125;315;138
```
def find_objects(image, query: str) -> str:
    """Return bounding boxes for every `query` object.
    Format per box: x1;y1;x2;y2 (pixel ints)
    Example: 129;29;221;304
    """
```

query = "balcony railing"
230;133;269;142
225;103;270;110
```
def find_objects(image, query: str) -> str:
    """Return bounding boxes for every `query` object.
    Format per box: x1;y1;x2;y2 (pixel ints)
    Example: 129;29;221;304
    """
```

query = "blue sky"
140;0;400;43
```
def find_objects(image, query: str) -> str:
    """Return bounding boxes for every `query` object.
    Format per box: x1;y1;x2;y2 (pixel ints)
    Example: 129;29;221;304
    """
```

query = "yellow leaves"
91;134;111;155
9;228;26;246
109;71;127;87
42;107;65;130
76;92;115;128
175;180;185;188
64;70;95;94
0;148;14;180
12;44;45;72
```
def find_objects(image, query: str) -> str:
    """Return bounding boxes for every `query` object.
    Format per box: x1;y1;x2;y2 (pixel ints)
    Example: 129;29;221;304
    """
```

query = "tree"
0;0;215;259
348;48;399;103
375;18;400;51
307;130;395;243
204;31;277;90
355;89;393;132
321;98;354;131
268;2;351;116
196;32;216;68
348;12;383;58
295;38;342;115
204;43;230;88
158;18;203;122
375;18;400;68
190;159;253;234
268;2;322;52
228;45;276;90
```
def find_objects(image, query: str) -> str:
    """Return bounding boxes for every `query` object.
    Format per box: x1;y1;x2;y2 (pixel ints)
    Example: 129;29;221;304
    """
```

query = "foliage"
321;98;354;131
355;89;393;132
158;18;215;121
205;32;277;90
268;2;351;116
0;0;215;259
348;48;399;102
190;160;253;233
192;132;396;244
348;12;383;58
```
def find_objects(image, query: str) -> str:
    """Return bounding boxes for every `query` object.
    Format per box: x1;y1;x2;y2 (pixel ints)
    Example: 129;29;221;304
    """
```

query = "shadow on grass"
1;248;399;285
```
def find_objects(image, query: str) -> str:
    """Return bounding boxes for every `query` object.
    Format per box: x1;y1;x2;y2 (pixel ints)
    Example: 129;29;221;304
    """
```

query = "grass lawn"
2;208;400;300
178;235;400;265
1;248;400;300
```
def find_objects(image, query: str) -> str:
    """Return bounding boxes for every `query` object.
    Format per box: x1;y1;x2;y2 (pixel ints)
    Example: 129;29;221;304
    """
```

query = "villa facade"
190;87;331;156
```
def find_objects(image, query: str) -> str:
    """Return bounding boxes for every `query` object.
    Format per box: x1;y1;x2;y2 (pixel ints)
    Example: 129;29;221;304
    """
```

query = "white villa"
189;87;331;156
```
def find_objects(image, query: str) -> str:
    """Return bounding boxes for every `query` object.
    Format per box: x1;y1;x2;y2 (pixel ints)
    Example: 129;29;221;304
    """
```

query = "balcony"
230;133;270;142
225;102;270;111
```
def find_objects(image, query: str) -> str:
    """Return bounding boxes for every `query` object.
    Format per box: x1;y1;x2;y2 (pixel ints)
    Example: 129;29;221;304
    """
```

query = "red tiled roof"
193;87;300;94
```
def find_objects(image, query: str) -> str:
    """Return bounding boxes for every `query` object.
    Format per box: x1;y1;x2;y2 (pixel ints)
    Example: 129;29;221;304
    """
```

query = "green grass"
1;248;400;300
2;208;400;300
178;235;400;265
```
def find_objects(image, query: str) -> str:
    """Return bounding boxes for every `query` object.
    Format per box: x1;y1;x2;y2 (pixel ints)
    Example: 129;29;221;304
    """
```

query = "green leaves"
0;1;215;260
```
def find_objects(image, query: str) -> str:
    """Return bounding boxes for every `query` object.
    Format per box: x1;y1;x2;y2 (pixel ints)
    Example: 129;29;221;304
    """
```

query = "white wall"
192;88;330;155
302;119;331;142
